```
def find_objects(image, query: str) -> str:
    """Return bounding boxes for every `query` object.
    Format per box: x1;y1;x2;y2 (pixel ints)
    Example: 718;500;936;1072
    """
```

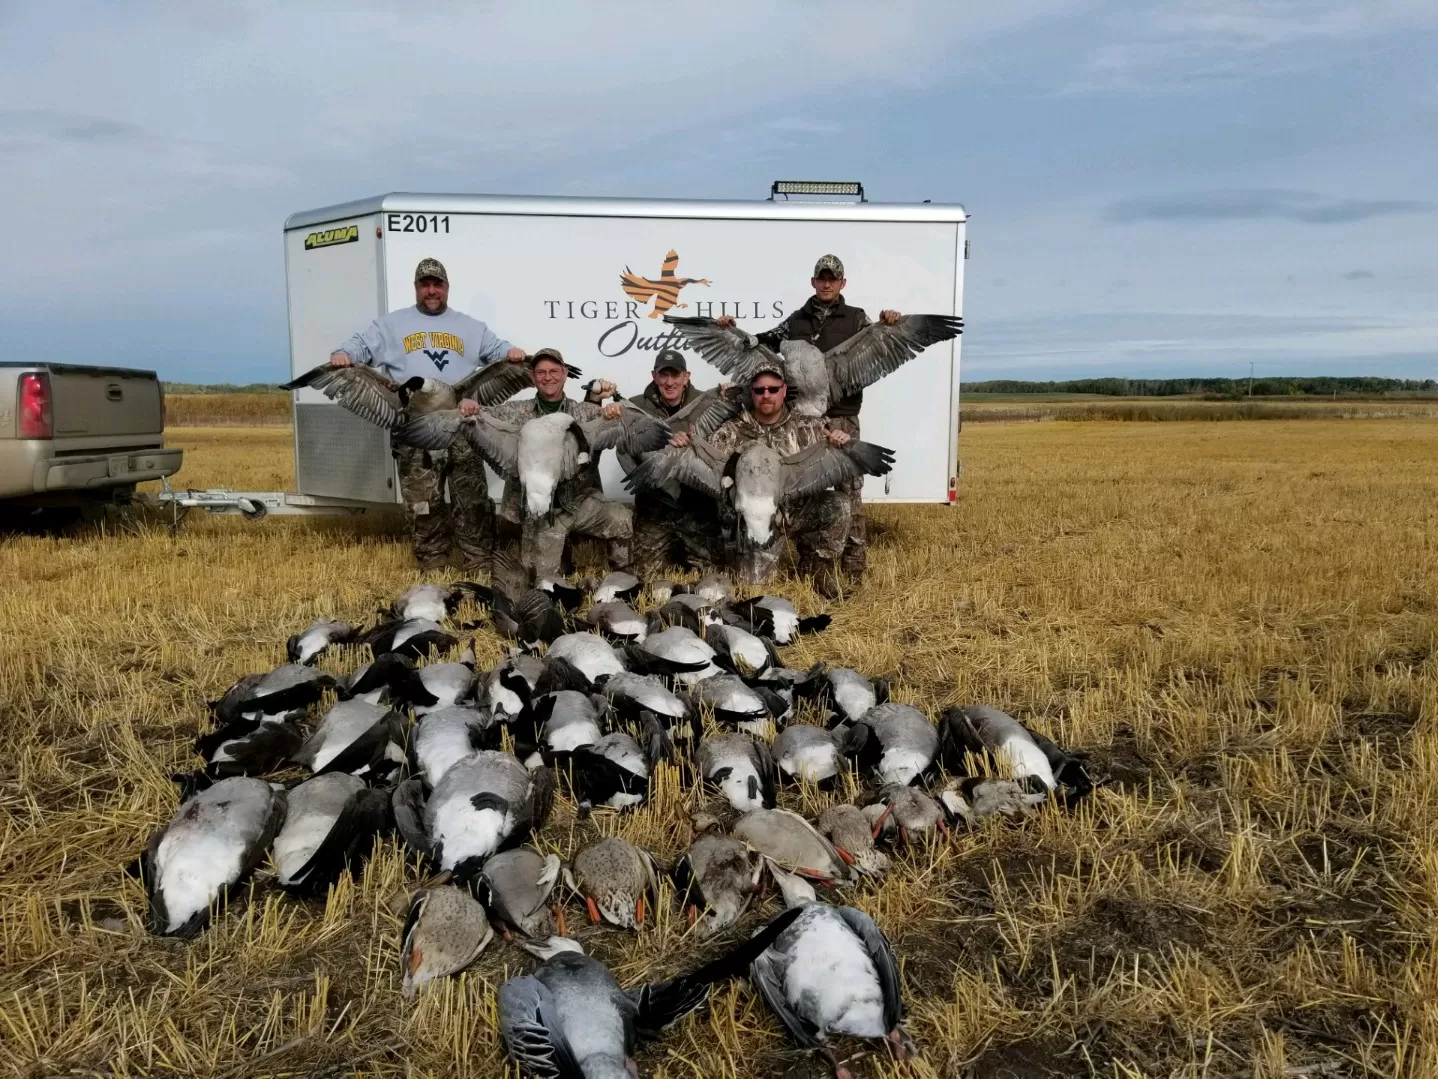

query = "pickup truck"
0;362;183;527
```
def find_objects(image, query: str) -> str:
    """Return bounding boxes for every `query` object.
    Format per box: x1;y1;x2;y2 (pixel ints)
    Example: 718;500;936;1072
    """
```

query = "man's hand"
329;351;352;367
669;431;691;448
601;403;622;420
826;428;851;447
879;309;901;326
505;347;526;363
459;399;480;417
593;380;618;400
715;315;736;328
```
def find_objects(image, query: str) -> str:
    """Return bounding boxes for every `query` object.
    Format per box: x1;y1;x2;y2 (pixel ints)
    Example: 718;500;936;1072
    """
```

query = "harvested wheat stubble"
2;417;1436;1078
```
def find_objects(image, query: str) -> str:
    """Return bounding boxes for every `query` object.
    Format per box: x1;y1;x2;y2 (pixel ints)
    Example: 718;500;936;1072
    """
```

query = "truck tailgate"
48;365;163;439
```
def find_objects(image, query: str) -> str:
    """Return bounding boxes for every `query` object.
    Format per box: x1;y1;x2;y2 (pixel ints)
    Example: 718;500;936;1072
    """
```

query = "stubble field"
2;414;1436;1078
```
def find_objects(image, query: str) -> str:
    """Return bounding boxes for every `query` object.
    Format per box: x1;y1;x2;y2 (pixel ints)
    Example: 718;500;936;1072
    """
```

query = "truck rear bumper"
35;447;184;493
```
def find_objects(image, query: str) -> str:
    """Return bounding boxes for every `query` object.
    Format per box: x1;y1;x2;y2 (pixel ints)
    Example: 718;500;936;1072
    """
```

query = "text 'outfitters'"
543;300;786;358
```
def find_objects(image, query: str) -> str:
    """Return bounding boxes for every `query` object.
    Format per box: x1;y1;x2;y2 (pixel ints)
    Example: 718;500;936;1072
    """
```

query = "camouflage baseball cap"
532;347;566;366
750;360;787;383
812;253;844;278
652;348;687;373
414;258;448;283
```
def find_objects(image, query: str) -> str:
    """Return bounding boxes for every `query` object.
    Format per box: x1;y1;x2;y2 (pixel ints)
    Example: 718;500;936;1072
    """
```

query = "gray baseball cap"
813;253;844;278
414;257;448;283
652;349;687;373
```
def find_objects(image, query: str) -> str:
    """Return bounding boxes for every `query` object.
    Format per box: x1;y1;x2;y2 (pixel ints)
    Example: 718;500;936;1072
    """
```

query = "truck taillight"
18;372;53;439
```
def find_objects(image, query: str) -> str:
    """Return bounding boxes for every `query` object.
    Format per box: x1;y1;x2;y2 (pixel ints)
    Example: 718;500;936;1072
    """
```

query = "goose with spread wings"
624;436;896;546
279;356;583;435
663;313;962;417
401;402;672;519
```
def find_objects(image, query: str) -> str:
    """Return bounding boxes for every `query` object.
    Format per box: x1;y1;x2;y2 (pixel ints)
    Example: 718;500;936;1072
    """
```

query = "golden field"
2;416;1436;1078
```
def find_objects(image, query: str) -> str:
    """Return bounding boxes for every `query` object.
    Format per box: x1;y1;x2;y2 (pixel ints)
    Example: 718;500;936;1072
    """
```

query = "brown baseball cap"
812;253;844;278
652;349;687;373
414;257;448;283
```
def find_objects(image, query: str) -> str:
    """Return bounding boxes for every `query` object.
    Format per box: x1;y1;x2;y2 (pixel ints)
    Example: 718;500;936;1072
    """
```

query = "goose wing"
663;388;744;442
280;363;405;428
778;440;896;504
399;410;523;475
576;403;672;460
623;439;728;501
448;360;536;408
663;315;782;383
836;906;905;1032
824;313;964;395
498;975;584;1079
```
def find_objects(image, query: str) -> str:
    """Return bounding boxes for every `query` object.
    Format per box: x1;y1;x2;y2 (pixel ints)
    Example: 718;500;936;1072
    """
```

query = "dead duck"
132;776;286;938
361;617;458;660
286;619;359;666
864;785;950;849
732;807;850;885
290;699;407;780
817;804;890;877
938;704;1093;799
392;751;555;882
705;622;782;677
498;908;802;1079
673;829;762;937
476;847;565;939
724;595;830;645
589;570;642;604
412;705;496;788
624;626;719;683
209;665;335;724
272;772;391;896
938;776;1049;824
584;600;648;643
565;836;660;928
195;710;306;778
400;884;494;998
698;732;776;813
752;863;915;1079
771;723;847;787
843;703;938;787
693;573;733;604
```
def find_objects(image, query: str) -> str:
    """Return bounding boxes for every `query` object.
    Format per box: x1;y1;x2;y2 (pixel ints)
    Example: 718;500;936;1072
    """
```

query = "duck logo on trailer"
619;249;711;318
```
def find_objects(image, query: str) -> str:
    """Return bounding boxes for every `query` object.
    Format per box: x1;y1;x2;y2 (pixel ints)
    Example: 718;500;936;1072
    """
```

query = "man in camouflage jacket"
479;349;632;596
703;361;851;597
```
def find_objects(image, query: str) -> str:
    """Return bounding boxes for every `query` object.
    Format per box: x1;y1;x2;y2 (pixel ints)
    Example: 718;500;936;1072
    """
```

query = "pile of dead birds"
128;571;1093;1078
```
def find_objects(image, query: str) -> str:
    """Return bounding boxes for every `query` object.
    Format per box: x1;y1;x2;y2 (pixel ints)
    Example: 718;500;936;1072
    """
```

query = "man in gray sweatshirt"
331;257;525;571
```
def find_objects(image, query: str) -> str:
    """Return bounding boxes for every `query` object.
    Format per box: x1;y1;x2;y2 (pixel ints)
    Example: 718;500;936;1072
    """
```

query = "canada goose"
400;403;671;519
272;772;391;895
794;666;890;727
698;733;776;813
724;595;831;645
705;622;782;677
286;619;359;666
589;570;641;604
386;643;478;715
387;581;491;623
133;776;286;938
843;703;938;787
688;674;784;735
818;804;890;877
626;436;894;548
751;864;915;1079
195;710;305;778
938;705;1093;799
544;632;627;688
400;885;494;998
534;575;587;611
534;690;604;756
864;785;950;849
571;729;656;812
673;829;761;937
476;848;565;939
564;836;660;928
938;776;1049;824
584;600;648;643
291;699;407;780
497;907;802;1079
732;807;850;885
392;751;555;883
771;723;846;786
665;311;962;417
625;626;719;684
488;653;544;720
594;672;699;751
337;658;398;705
652;595;721;635
209;665;336;724
490;587;572;648
361;617;458;660
412;705;495;788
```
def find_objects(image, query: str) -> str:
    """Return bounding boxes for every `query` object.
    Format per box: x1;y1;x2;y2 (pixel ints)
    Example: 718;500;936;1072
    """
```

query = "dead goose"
393;751;555;881
133;776;286;938
400;884;494;998
732;807;850;885
673;829;761;937
488;653;544;720
623;626;719;683
864;785;950;849
565;836;660;928
571;728;657;812
698;732;776;813
272;772;391;895
938;776;1049;824
387;643;479;715
361;617;458;660
792;666;889;727
589;570;641;604
595;671;700;750
388;581;490;623
534;575;586;611
693;573;733;604
771;723;847;787
286;619;359;666
705;622;782;677
195;710;305;778
688;673;783;735
584;600;648;643
938;704;1093;799
476;847;565;939
209;665;336;724
412;705;495;788
818;804;890;877
843;703;938;787
489;587;572;647
752;863;915;1079
652;594;721;635
291;699;407;780
724;595;830;645
544;632;627;689
498;908;802;1079
534;690;604;760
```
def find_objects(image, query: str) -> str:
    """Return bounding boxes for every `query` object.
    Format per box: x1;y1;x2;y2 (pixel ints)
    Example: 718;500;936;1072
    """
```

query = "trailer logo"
304;225;359;251
619;249;710;318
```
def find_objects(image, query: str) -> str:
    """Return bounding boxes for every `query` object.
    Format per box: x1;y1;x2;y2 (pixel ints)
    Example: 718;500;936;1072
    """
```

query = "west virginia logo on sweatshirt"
402;332;465;370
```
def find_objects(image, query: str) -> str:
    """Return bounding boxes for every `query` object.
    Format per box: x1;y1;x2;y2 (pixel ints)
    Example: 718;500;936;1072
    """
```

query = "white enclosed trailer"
278;191;966;512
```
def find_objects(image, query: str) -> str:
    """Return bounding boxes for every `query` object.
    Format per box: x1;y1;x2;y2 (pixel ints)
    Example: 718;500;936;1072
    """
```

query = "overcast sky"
2;1;1434;383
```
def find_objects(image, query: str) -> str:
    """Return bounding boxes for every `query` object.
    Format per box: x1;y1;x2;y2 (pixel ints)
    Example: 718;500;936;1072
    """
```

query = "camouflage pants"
631;497;724;578
828;415;867;576
492;493;633;597
395;440;494;572
737;490;849;587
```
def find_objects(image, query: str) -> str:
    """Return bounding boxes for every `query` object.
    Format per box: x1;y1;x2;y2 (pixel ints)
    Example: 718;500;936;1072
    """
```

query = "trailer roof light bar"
770;180;865;201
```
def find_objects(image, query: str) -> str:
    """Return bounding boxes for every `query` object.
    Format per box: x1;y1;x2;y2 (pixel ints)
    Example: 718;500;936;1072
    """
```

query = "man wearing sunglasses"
700;361;852;597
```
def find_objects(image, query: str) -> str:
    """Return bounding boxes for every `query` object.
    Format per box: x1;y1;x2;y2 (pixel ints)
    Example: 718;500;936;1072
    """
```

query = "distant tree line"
965;376;1437;397
163;382;286;394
